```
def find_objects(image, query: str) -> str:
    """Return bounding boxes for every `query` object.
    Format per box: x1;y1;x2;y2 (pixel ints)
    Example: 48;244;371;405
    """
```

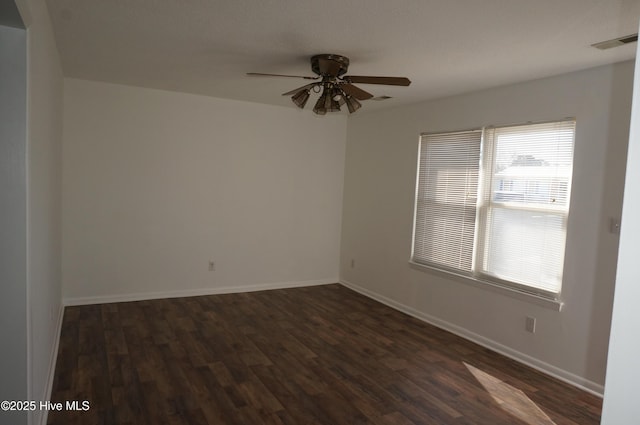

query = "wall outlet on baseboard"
525;316;536;333
208;261;215;271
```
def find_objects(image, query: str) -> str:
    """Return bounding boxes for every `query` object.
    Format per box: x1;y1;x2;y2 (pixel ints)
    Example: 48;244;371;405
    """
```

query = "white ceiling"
46;0;640;113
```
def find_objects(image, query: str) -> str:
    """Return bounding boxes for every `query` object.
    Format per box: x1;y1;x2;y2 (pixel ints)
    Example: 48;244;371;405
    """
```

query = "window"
412;120;575;298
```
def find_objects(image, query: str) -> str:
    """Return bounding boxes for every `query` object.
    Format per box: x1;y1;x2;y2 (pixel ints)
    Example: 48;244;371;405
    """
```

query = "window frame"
411;119;576;304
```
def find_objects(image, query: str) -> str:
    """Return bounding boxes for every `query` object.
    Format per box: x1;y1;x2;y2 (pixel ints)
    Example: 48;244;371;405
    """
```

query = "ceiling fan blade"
344;76;411;86
247;72;319;80
341;83;374;100
282;83;318;96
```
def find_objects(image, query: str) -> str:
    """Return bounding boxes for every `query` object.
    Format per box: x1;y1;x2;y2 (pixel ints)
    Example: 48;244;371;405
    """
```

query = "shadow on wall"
586;62;634;384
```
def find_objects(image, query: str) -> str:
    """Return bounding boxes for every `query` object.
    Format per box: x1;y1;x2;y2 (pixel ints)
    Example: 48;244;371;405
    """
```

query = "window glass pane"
483;207;565;293
480;120;574;295
491;123;574;207
415;199;477;271
413;131;481;272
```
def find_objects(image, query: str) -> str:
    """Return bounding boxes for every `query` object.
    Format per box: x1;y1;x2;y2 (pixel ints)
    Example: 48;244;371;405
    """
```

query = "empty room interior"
2;0;640;424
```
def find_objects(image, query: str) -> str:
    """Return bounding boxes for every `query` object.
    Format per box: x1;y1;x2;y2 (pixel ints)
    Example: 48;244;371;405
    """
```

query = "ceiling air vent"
592;33;638;50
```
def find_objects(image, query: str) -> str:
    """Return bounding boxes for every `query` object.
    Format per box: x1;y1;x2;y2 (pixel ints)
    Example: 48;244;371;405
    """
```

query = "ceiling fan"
248;54;411;115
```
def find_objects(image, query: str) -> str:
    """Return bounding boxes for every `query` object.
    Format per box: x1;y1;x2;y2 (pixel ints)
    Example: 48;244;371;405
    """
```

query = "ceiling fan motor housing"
311;54;350;77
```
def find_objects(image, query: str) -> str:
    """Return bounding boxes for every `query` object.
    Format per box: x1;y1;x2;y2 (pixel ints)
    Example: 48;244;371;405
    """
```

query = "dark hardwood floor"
48;284;601;425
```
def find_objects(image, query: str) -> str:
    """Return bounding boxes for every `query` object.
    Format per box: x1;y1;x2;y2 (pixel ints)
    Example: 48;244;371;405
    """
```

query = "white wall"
601;31;640;424
0;1;65;425
13;0;65;424
0;22;28;425
62;79;346;302
340;61;634;392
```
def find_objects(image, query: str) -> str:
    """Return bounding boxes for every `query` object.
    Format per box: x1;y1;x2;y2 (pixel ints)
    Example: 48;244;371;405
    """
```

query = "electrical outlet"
350;259;355;268
208;261;215;271
525;316;536;333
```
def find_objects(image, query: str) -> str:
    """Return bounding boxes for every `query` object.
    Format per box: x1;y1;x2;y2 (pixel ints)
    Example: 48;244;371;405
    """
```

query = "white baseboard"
339;279;605;397
39;304;64;425
63;278;337;306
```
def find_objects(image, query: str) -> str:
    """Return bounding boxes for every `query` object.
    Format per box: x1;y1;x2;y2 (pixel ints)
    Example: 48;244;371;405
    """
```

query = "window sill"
408;261;564;312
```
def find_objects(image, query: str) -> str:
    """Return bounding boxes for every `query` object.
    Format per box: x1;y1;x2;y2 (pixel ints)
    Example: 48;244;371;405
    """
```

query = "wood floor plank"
48;284;602;424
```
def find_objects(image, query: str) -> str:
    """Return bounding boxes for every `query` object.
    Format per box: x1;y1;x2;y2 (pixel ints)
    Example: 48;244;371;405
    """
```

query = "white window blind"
412;120;575;298
479;121;575;294
412;130;482;272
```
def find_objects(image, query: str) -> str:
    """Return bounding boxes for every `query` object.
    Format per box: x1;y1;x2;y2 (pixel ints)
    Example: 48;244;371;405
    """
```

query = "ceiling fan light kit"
291;89;311;108
345;95;362;113
249;54;411;115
